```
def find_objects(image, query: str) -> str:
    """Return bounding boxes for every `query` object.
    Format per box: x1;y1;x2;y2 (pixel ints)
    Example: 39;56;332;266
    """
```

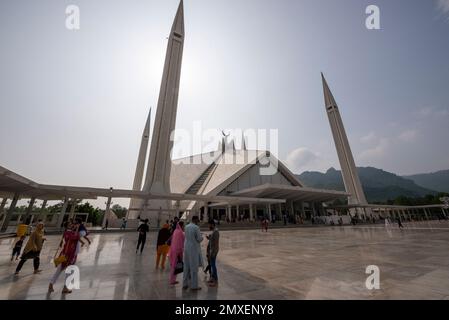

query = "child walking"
11;236;26;261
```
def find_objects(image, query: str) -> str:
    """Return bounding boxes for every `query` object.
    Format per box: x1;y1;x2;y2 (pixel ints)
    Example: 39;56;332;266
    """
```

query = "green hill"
297;167;437;203
403;170;449;193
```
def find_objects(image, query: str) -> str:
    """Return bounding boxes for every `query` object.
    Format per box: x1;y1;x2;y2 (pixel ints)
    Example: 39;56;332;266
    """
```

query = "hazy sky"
1;0;449;206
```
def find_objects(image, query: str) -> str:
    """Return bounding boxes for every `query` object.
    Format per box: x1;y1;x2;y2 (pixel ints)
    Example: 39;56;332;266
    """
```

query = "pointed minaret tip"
321;72;328;86
321;73;337;109
144;108;151;138
321;72;325;82
171;0;184;37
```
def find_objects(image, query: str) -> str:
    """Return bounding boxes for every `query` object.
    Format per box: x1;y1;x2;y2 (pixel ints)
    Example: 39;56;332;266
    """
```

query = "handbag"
54;255;67;267
53;233;67;267
174;257;183;274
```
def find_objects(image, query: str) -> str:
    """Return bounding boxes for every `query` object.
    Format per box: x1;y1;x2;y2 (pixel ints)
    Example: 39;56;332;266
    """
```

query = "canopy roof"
231;183;350;202
0;165;284;205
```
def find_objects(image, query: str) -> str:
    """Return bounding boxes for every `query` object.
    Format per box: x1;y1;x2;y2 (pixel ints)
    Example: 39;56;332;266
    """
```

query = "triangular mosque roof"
170;149;303;196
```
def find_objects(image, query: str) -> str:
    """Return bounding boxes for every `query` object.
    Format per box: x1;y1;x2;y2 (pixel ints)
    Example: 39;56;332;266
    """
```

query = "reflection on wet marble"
2;221;449;300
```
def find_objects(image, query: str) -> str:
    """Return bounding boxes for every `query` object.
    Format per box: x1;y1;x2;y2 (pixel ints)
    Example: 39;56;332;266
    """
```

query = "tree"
76;202;103;226
111;204;128;219
331;198;347;206
393;196;412;206
387;192;449;207
48;202;64;213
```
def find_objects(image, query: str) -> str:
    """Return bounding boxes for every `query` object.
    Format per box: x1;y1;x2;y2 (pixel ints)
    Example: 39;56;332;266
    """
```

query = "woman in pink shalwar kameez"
169;221;185;285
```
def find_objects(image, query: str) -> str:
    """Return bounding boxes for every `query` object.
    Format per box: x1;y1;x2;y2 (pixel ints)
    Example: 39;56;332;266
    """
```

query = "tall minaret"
127;108;151;218
143;0;184;195
321;73;368;206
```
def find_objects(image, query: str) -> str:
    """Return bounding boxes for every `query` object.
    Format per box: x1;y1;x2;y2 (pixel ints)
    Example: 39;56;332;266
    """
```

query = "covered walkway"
0;165;284;232
327;203;449;222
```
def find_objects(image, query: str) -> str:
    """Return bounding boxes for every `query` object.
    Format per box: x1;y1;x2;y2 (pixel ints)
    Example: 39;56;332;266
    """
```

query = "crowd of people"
7;209;448;296
10;218;87;294
8;215;221;295
161;216;220;289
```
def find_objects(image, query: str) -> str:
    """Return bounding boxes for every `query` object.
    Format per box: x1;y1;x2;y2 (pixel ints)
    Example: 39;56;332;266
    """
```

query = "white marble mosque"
1;0;449;301
1;0;447;232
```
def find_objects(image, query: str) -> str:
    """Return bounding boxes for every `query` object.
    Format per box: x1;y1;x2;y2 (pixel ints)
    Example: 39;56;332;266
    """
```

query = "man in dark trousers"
136;219;150;254
397;217;404;229
206;220;220;287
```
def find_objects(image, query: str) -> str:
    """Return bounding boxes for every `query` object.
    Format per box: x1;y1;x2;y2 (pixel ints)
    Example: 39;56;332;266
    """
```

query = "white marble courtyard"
1;222;449;300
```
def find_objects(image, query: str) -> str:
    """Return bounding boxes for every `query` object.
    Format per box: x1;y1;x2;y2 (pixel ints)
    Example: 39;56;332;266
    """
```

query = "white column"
24;197;36;224
290;201;295;219
1;193;20;232
227;205;232;222
267;204;272;221
0;198;7;213
301;202;306;219
423;208;429;220
102;196;112;228
0;198;8;224
56;198;69;229
236;205;240;221
204;202;209;222
37;200;48;223
311;203;317;217
69;199;77;220
249;204;254;222
174;201;180;219
50;212;57;224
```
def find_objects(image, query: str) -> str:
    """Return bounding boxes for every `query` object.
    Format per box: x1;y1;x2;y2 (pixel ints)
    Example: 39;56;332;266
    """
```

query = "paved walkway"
1;221;449;300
